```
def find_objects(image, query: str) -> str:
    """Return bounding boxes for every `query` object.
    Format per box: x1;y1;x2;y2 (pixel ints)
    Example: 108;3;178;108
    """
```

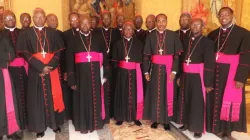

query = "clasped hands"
39;66;53;77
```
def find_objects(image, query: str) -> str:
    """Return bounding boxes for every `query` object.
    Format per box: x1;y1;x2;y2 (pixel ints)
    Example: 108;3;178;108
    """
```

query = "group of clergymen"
0;6;250;140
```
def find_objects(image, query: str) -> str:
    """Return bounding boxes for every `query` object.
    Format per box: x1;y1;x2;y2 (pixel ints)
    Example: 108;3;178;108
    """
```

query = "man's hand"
145;73;151;81
39;73;46;77
71;85;77;90
169;73;176;82
206;87;214;93
42;66;53;74
177;78;180;86
64;73;67;81
235;81;244;89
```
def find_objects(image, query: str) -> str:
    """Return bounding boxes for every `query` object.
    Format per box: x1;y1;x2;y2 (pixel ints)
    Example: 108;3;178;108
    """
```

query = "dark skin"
91;16;98;29
46;14;58;29
20;13;31;29
145;15;155;30
179;14;191;30
3;11;16;28
69;13;80;29
116;14;125;28
145;14;175;82
123;23;134;38
101;12;111;28
33;9;53;76
218;8;243;89
133;16;143;30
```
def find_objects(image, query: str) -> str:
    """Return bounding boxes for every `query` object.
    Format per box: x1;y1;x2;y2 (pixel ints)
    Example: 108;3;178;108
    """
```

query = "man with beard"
143;14;183;131
16;8;65;138
66;15;108;133
207;7;250;138
20;13;31;30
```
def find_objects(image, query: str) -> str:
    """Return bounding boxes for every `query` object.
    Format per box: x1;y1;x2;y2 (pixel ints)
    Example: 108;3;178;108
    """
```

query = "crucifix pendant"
125;55;130;63
41;50;47;58
159;48;163;55
186;57;191;66
107;48;110;54
86;53;92;62
216;53;220;60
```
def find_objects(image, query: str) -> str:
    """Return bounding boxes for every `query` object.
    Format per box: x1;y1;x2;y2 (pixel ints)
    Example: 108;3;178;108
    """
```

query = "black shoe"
164;124;170;131
53;127;61;133
179;125;187;131
36;132;45;138
150;122;159;129
11;134;22;140
194;133;202;138
222;132;231;139
116;121;123;125
134;120;142;126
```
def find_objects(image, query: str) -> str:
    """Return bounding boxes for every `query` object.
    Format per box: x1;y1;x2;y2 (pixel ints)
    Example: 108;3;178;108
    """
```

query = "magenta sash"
9;57;29;74
118;61;144;120
74;52;105;120
216;52;241;122
183;63;206;133
151;55;173;117
1;69;20;135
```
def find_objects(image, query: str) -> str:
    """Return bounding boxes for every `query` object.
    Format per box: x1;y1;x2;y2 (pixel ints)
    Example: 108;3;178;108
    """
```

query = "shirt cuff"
172;71;177;74
144;72;149;75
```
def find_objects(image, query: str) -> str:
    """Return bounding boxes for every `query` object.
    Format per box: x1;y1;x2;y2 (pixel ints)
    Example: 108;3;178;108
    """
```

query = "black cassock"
96;27;120;122
1;28;27;130
66;31;109;133
143;30;183;124
114;28;123;40
134;29;147;44
207;25;250;133
112;37;143;121
0;35;20;136
177;36;215;133
16;27;65;133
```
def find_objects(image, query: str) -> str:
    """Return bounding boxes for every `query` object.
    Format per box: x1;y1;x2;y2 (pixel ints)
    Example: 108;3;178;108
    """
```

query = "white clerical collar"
34;25;45;30
5;26;16;32
157;29;166;34
80;31;91;37
124;37;132;41
148;28;155;33
181;28;190;33
136;28;141;32
103;27;109;31
76;28;79;31
221;23;233;31
119;28;122;31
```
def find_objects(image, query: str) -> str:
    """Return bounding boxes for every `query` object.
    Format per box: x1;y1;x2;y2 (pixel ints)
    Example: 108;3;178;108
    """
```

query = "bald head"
123;22;134;38
80;15;91;33
33;8;46;27
146;14;156;30
134;15;143;29
20;13;31;29
3;10;16;28
46;13;58;29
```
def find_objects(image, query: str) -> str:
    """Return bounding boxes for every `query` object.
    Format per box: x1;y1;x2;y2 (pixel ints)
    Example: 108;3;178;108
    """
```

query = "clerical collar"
181;28;190;33
103;27;109;31
76;28;79;31
221;23;233;31
34;25;45;30
119;28;122;31
136;28;141;32
124;37;132;41
5;26;16;32
80;31;91;37
157;29;166;34
148;28;155;33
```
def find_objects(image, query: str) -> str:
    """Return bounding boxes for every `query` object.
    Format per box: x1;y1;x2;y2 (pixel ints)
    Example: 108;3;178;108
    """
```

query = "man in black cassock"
177;18;215;138
145;14;156;35
115;13;125;39
20;13;31;30
1;10;27;133
133;15;146;44
47;13;72;120
207;7;250;138
16;8;65;138
0;33;20;140
96;11;120;123
66;15;109;133
173;12;192;123
62;12;80;120
112;22;144;126
143;14;183;131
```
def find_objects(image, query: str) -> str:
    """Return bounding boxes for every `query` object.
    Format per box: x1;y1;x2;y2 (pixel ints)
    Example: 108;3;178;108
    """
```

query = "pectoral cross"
125;55;130;63
41;50;47;58
86;53;92;62
216;53;220;60
107;48;110;54
159;49;163;55
186;57;191;66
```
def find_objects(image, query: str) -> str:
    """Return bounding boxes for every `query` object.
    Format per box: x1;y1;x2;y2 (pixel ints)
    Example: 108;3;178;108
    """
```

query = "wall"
11;0;64;31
